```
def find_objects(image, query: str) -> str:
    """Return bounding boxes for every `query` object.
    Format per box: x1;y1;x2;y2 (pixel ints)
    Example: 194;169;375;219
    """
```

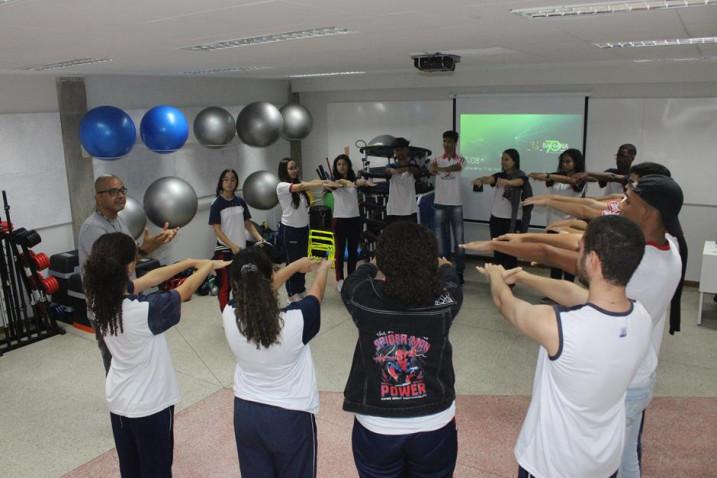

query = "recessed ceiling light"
633;56;717;62
182;27;352;52
594;36;717;48
289;71;365;78
20;57;112;71
180;66;272;75
513;0;717;18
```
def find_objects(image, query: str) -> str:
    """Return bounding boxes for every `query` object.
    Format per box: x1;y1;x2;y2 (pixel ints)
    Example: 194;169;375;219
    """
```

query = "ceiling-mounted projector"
412;53;461;72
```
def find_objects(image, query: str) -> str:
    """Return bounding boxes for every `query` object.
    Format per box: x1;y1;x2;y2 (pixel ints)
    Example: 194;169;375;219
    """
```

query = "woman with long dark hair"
473;148;532;269
340;222;463;477
277;157;329;301
530;148;589;282
83;232;228;478
209;168;265;311
223;249;331;477
328;154;374;291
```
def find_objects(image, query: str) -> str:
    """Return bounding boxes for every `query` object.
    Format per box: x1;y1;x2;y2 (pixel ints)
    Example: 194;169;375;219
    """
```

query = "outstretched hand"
522;196;548;207
437;257;453;267
476;263;522;285
295;256;322;274
495;233;522;242
142;222;179;253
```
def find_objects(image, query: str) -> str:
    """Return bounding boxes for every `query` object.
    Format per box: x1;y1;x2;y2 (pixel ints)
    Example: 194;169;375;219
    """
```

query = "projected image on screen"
459;114;583;175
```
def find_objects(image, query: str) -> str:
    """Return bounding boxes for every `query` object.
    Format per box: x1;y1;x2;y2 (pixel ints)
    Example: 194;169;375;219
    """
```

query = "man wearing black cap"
384;137;421;224
616;174;685;478
580;143;637;196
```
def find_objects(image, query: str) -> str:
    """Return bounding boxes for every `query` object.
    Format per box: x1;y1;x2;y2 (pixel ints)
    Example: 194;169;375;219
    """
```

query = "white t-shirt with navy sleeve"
277;182;310;228
223;296;321;414
515;301;652;478
208;195;252;249
103;286;182;418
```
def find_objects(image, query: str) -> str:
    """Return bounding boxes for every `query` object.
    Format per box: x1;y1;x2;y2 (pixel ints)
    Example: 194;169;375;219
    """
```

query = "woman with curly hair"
83;232;228;478
340;222;464;477
277;157;330;302
223;248;331;478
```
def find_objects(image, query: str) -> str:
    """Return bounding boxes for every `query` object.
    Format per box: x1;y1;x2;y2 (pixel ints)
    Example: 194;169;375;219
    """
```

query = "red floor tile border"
63;390;717;478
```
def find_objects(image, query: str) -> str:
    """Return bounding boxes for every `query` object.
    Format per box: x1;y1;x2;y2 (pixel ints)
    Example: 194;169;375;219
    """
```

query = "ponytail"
83;233;137;336
231;249;282;348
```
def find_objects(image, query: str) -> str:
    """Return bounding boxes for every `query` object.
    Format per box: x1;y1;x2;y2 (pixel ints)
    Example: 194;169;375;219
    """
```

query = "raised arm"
306;260;331;303
473;175;496;187
478;264;560;356
513;269;588;307
462;240;579;275
272;257;319;290
495;232;581;251
290;179;327;192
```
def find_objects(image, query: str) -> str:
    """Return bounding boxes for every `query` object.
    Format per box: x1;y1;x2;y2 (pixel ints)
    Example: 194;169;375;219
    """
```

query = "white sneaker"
337;280;344;292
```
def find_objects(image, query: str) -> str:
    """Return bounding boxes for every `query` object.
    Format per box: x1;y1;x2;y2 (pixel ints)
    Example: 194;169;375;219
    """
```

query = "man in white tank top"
478;215;653;478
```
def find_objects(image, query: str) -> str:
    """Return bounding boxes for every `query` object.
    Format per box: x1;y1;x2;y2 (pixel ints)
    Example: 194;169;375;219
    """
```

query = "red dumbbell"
41;276;60;295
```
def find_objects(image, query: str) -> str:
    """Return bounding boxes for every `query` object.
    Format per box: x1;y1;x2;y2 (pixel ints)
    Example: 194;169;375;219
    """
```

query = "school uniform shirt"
515;301;652;478
490;172;527;219
625;235;682;390
433;154;465;206
277;182;310;228
386;163;417;216
208;195;252;250
546;180;587;223
223;296;321;414
332;185;360;219
599;168;628;196
104;284;182;418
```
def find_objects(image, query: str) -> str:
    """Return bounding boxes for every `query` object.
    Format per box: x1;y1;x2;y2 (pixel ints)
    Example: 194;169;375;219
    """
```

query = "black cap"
617;143;637;156
392;137;410;148
632;174;684;237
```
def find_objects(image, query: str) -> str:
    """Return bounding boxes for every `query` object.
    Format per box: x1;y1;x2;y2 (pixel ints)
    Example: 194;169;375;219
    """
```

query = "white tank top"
515;301;652;478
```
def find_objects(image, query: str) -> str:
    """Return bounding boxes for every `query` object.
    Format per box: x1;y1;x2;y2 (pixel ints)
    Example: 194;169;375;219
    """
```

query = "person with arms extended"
83;232;229;478
341;222;463;477
223;250;330;478
430;130;467;284
478;215;652;478
79;174;178;373
473;148;532;270
385;137;421;224
208;168;265;311
276;157;331;302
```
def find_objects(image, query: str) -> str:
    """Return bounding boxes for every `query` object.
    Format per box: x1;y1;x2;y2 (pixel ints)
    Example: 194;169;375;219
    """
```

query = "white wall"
0;74;290;265
298;80;717;282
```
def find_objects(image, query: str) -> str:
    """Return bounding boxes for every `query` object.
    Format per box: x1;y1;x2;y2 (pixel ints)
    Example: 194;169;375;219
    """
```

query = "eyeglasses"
97;187;128;196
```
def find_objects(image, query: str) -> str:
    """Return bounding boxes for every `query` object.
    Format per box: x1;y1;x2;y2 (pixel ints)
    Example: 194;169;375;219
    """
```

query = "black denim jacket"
340;263;463;418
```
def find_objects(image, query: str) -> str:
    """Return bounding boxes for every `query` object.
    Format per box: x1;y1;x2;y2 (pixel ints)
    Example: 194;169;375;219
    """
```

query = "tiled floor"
1;260;716;477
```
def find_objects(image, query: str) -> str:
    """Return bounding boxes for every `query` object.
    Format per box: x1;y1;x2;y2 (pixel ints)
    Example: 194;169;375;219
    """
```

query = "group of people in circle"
78;129;686;478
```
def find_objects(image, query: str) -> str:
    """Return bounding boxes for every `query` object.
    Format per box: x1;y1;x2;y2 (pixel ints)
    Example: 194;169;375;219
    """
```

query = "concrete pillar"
55;77;94;247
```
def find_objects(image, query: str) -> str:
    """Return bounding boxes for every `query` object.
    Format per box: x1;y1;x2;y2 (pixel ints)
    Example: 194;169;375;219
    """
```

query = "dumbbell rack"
0;191;64;354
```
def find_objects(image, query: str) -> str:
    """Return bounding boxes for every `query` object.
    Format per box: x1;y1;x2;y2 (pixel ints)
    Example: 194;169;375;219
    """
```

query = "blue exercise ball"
79;106;136;159
140;105;189;153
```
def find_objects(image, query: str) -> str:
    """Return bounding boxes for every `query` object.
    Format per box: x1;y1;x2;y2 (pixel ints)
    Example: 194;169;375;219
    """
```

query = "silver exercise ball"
242;170;280;210
118;196;147;240
369;134;396;146
193;107;236;149
280;103;313;140
236;102;283;147
143;177;198;228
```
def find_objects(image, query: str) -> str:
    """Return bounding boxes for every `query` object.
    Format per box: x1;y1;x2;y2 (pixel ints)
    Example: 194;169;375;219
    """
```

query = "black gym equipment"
0;190;64;354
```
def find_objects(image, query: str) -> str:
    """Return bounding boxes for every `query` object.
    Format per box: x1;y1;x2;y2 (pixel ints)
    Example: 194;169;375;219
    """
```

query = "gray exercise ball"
242;170;279;210
118;196;147;240
280;103;313;140
369;134;396;146
143;177;198;228
193;107;235;149
236;102;283;147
